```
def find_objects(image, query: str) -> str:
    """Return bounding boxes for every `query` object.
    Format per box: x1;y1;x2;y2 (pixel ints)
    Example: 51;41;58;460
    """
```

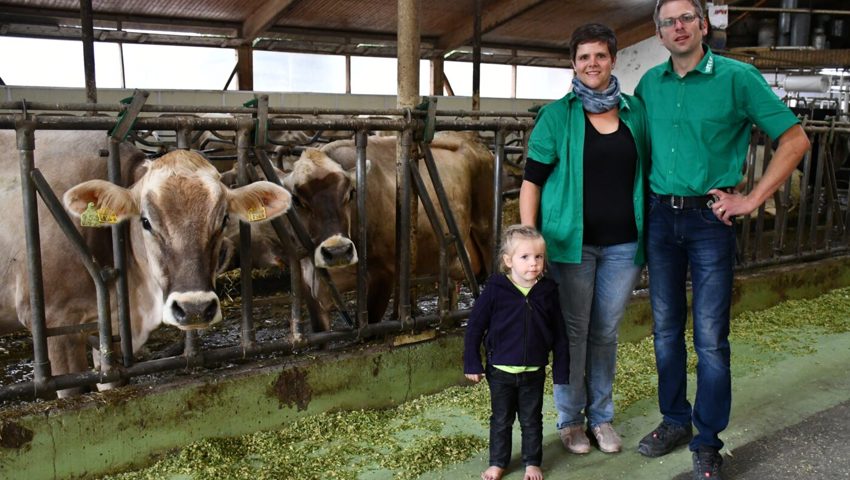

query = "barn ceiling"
0;0;849;69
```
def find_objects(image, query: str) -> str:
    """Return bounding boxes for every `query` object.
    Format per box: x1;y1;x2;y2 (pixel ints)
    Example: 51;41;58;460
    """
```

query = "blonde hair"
499;224;545;273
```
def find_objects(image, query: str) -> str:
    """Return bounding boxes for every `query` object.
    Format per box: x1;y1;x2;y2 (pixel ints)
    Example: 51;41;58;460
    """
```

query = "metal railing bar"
355;130;370;330
420;142;480;297
396;128;414;329
4;103;850;400
29;169;116;376
15;123;52;395
491;129;506;277
236;125;257;348
408;153;452;324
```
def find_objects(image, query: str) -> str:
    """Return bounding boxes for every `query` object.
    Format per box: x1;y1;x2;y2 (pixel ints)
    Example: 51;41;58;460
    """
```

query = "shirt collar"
662;44;715;77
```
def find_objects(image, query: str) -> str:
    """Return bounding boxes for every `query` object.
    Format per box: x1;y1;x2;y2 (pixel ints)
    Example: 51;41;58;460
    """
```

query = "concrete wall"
614;35;670;94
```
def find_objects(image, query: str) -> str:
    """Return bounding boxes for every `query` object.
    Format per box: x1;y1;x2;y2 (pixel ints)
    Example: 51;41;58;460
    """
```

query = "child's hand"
465;373;484;383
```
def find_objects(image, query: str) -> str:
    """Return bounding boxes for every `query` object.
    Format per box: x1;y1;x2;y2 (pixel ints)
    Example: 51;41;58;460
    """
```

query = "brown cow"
0;130;291;396
282;131;494;331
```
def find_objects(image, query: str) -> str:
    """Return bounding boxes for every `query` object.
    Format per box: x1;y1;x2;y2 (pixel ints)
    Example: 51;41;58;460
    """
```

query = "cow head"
63;150;292;330
284;148;368;269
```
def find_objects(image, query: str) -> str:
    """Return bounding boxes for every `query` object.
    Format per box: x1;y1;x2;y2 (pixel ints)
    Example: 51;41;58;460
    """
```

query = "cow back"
0;130;145;334
320;131;494;280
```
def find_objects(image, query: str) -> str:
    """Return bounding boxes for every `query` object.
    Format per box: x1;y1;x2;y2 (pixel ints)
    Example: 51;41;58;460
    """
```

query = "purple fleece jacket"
463;273;569;384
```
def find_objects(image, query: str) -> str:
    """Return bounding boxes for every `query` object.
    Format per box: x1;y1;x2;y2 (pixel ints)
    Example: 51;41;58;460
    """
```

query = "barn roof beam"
614;16;657;51
435;0;547;52
0;6;239;37
240;0;299;44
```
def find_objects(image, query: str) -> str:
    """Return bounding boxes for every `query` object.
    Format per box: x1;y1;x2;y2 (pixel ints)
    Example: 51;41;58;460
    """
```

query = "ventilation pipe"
784;75;830;93
788;0;812;47
778;0;794;46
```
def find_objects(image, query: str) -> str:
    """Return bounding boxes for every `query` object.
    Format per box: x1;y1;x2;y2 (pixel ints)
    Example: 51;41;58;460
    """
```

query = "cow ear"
220;169;239;189
63;180;138;221
281;171;296;192
279;157;296;174
227;181;292;222
344;159;370;183
131;160;151;184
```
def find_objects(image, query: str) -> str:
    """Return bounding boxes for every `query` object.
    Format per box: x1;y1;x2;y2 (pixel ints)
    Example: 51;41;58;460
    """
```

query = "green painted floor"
422;332;850;480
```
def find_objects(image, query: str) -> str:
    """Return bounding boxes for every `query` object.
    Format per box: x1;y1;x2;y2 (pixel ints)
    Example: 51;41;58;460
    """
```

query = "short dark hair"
653;0;704;29
569;23;618;62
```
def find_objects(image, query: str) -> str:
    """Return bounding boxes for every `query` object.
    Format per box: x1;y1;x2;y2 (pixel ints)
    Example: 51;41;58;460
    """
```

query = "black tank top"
582;114;638;246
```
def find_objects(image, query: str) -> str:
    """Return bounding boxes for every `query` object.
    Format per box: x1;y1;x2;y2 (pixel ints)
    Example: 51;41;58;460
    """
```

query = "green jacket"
527;91;649;265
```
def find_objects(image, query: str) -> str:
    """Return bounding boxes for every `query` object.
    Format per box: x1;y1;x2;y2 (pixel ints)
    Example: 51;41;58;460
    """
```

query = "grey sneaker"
559;424;591;454
591;422;622;453
692;446;724;479
637;421;693;457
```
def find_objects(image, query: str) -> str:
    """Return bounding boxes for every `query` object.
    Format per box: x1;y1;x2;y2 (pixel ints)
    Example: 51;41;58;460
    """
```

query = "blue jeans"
548;242;641;429
647;194;735;451
486;364;545;468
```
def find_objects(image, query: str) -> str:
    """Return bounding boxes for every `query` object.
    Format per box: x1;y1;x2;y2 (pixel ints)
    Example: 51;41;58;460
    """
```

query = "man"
635;1;810;479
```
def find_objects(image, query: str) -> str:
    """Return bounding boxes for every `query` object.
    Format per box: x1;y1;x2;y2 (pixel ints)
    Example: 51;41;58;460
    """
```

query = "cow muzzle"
163;291;222;330
315;234;358;268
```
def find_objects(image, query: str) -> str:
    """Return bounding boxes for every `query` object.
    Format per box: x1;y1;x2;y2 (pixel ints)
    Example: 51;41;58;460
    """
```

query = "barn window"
0;37;121;88
122;44;236;90
254;51;346;93
0;36;573;100
517;65;574;100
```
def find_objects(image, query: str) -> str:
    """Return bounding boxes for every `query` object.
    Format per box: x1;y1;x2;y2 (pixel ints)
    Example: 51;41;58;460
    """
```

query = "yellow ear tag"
96;207;119;225
247;205;267;222
80;202;102;227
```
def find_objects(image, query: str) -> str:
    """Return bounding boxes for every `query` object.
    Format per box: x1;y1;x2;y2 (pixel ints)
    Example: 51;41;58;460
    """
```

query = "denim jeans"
486;364;545;468
548;242;641;429
646;193;735;451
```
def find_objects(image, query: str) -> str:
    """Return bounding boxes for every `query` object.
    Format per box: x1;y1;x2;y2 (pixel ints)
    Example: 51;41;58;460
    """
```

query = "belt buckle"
670;195;684;209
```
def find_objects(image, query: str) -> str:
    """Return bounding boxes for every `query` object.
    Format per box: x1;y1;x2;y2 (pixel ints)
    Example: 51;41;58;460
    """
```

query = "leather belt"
653;188;735;210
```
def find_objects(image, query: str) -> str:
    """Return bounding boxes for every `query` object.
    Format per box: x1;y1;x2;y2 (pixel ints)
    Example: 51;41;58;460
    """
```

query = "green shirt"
635;46;800;196
527;92;649;265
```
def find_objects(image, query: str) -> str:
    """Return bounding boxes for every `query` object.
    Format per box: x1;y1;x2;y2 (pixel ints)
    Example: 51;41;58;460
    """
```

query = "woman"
518;23;648;455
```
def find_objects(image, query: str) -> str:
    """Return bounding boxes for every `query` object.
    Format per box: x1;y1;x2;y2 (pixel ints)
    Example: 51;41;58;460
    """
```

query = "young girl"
464;225;569;480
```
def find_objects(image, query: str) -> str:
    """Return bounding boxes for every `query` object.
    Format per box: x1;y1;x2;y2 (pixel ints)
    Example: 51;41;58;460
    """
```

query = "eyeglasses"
658;12;699;29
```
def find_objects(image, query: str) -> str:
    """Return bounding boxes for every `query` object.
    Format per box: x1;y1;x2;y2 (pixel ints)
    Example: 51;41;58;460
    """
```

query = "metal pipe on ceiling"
473;0;482;112
729;7;850;16
80;0;97;104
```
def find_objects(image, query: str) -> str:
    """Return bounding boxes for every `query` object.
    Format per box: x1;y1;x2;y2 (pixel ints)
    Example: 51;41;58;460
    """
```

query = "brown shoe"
559;424;591;454
591;422;622;453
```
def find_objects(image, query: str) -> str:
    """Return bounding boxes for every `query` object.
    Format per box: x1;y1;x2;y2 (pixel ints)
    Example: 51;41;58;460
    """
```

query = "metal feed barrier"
0;90;848;400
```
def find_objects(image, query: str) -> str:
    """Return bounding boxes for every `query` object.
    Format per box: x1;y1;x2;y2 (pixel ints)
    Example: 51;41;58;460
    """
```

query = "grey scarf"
571;75;621;113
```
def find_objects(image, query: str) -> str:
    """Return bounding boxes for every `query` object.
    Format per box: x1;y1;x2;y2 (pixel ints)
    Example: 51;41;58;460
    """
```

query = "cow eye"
140;217;152;231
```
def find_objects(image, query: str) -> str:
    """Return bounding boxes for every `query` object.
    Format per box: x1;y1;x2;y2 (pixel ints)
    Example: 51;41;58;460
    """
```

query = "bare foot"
523;465;543;480
481;465;504;480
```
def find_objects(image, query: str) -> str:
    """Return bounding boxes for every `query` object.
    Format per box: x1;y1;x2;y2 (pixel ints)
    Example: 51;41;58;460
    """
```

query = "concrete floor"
674;400;850;480
422;332;850;480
